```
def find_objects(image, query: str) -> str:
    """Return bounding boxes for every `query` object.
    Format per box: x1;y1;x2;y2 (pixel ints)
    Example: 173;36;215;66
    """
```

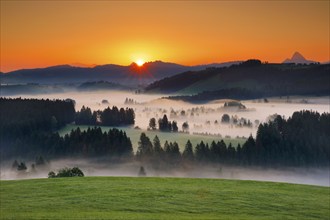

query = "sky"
0;1;329;72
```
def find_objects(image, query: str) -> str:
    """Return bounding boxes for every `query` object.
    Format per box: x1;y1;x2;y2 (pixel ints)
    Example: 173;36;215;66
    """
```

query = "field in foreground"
0;177;329;220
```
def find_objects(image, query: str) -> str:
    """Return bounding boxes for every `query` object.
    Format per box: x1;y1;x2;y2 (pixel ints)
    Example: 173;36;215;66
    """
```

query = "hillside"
1;177;329;219
0;84;67;96
77;81;131;91
0;81;131;96
145;60;330;101
0;61;240;86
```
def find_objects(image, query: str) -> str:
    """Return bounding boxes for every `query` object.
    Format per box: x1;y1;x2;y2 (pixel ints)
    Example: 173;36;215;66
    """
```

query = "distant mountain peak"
283;51;316;64
291;51;306;61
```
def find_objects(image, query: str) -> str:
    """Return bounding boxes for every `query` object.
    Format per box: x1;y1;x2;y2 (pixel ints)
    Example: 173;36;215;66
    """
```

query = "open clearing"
0;177;329;219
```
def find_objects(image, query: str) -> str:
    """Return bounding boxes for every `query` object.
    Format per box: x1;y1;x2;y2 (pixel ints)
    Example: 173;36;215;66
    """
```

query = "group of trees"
14;127;132;159
135;132;241;168
58;127;133;158
148;115;179;132
12;161;28;171
221;114;253;127
12;156;47;172
253;111;329;166
136;134;181;168
0;98;75;160
223;101;246;109
0;98;134;160
4;127;133;159
124;98;137;104
75;106;97;125
0;98;75;140
138;110;330;167
158;115;178;132
75;106;135;126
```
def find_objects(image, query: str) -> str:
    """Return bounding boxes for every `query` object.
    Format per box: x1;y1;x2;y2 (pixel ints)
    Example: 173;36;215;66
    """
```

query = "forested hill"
145;60;330;98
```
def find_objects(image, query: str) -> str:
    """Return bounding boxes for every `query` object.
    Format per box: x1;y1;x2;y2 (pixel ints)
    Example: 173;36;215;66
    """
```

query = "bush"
12;160;19;169
17;162;27;171
48;171;56;178
48;167;84;178
221;114;230;123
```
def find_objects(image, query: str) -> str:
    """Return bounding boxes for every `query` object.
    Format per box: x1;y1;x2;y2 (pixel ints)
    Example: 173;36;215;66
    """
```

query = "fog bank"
1;159;329;187
4;91;330;138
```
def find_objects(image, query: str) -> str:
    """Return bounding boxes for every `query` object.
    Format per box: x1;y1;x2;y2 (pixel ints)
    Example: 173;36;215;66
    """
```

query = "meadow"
0;177;329;220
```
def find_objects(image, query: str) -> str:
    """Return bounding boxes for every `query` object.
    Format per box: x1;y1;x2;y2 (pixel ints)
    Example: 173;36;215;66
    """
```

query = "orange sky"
1;1;329;72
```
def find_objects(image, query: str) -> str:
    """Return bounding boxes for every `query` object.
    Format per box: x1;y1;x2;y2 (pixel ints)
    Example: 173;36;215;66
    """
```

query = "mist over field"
6;90;330;138
1;158;329;187
2;90;329;186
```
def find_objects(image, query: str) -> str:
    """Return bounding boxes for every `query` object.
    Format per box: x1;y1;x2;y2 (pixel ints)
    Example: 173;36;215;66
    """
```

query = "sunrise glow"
0;1;329;72
136;59;145;66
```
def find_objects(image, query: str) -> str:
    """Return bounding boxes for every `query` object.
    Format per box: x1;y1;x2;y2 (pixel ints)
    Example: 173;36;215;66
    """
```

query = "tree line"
138;110;329;167
75;106;135;126
0;97;75;140
1;98;328;167
0;98;134;160
5;127;133;159
0;98;135;140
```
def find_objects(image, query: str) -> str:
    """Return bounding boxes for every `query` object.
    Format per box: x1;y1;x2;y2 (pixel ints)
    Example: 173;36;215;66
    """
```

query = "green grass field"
58;125;245;152
1;177;329;220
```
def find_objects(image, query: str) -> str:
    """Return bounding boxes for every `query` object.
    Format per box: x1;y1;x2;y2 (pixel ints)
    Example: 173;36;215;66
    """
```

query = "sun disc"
136;59;145;66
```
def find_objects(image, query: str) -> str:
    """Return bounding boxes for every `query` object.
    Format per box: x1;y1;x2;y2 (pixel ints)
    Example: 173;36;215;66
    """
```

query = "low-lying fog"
2;90;329;186
5;90;330;138
1;159;329;187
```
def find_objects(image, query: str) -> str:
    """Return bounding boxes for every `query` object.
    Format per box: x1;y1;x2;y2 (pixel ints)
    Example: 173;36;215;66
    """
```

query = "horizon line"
2;58;328;74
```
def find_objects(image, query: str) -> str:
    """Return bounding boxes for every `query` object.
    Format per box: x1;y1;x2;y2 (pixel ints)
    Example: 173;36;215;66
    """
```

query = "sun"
136;59;145;66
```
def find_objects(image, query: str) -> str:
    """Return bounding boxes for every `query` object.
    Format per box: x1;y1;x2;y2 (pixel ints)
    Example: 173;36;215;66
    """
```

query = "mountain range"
0;61;240;85
1;51;327;99
1;52;322;87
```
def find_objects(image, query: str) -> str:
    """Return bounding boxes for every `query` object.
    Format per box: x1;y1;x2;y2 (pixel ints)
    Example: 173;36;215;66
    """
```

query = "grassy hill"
1;177;329;219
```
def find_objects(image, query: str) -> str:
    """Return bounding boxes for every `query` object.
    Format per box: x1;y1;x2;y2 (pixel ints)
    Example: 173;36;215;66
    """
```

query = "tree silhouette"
182;122;189;132
182;140;194;162
136;133;153;160
221;114;230;123
149;118;157;130
138;166;146;176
